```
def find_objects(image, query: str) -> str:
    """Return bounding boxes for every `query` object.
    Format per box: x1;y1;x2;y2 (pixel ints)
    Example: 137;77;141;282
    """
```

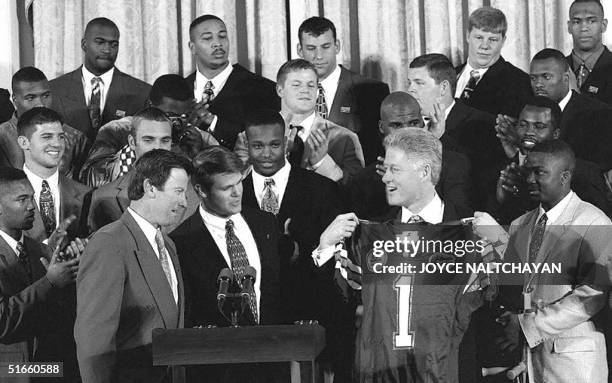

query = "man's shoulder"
49;68;81;85
231;64;275;86
570;90;612;111
451;101;496;123
113;69;151;92
339;65;389;90
93;173;128;196
169;209;201;239
490;57;529;81
61;175;92;195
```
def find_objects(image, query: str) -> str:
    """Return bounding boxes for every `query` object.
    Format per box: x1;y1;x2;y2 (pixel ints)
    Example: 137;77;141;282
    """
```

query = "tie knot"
290;124;304;132
407;215;424;224
205;80;214;90
16;242;25;257
91;77;102;86
225;219;235;231
537;213;548;226
155;228;165;245
42;180;50;189
264;178;275;187
469;70;480;80
318;83;325;91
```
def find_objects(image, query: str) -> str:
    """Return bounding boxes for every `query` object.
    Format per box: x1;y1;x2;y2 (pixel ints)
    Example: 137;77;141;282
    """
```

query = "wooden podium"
152;324;326;383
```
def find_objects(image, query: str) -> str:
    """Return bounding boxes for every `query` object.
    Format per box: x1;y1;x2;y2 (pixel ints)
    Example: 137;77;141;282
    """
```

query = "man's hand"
284;218;300;263
495;311;521;353
495;114;520;158
62;237;88;261
47;214;76;253
41;245;79;288
177;125;206;158
307;128;329;167
189;99;215;129
427;102;446;139
496;162;524;203
472;211;508;245
375;156;387;178
319;213;359;249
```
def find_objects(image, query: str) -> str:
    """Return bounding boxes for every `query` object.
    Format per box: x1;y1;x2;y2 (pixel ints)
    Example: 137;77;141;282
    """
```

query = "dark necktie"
575;64;590;89
89;77;102;131
16;241;32;282
529;213;547;262
316;83;328;119
203;80;215;102
40;180;56;238
287;125;305;168
406;214;424;224
261;178;279;215
225;219;258;323
460;70;481;100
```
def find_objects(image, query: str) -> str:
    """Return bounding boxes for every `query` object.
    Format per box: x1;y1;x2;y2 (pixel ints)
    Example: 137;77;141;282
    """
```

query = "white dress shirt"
0;229;24;259
194;63;234;133
199;206;262;312
82;66;115;112
252;161;291;208
400;193;445;224
23;165;60;229
127;208;178;304
319;65;342;111
455;63;489;99
558;90;573;112
444;100;456;121
293;112;317;141
536;190;574;226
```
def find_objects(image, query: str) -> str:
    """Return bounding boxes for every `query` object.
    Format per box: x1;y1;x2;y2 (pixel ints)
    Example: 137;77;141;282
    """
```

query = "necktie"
529;214;547;262
89;77;102;131
287;125;305;168
16;242;32;282
406;215;425;224
154;228;177;301
316;83;328;119
203;81;215;102
40;180;56;238
261;178;279;215
461;70;481;100
576;63;590;89
118;144;136;177
225;219;258;323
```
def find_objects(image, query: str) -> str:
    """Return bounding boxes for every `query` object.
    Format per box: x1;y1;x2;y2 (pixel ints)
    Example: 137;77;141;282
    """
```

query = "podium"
152;324;326;383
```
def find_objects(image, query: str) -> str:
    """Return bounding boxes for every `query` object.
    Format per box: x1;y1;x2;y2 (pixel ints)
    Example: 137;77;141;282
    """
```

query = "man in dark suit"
16;107;91;244
0;166;82;383
297;16;390;165
0;88;14;123
0;67;89;180
455;7;532;118
76;149;190;383
185;14;280;149
349;92;473;220
49;17;151;141
566;0;612;105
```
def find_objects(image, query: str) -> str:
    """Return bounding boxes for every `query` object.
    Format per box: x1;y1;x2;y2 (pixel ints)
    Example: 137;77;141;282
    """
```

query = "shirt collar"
199;204;241;230
82;65;114;87
401;192;445;224
0;229;24;256
537;190;574;225
444;100;456;120
127;207;159;241
320;65;342;89
293;112;317;139
195;63;234;93
252;160;291;187
23;165;59;187
558;90;573;112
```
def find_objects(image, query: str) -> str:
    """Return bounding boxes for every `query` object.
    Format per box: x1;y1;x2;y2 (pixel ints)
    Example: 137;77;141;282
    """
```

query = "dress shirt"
400;192;445;224
292;112;317;142
252;161;291;208
198;206;262;312
127;208;178;303
455;63;489;99
571;45;605;72
558;90;572;112
319;65;342;112
444;100;456;121
0;229;24;259
194;64;234;133
23;165;60;229
82;66;114;112
536;190;574;226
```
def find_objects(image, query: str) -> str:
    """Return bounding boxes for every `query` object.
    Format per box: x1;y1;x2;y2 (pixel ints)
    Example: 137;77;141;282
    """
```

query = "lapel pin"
340;106;351;113
115;110;126;118
588;86;599;94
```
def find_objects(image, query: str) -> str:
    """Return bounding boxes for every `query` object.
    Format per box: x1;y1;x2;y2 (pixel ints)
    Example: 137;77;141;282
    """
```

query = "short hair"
244;109;285;137
17;107;63;138
529;139;576;174
12;67;47;92
298;17;337;42
149;74;192;105
383;128;443;186
531;48;570;72
570;0;604;15
130;107;172;137
189;14;225;38
468;7;508;37
191;146;244;192
84;17;119;36
0;166;28;186
523;96;563;131
409;54;458;94
277;59;317;85
128;149;193;201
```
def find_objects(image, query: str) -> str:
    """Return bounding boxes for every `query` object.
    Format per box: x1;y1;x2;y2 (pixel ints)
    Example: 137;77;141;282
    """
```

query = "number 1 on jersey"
393;275;415;349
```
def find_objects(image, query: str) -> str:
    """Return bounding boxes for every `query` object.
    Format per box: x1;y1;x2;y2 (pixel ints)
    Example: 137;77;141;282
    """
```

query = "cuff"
208;115;219;132
312;154;343;181
311;245;337;267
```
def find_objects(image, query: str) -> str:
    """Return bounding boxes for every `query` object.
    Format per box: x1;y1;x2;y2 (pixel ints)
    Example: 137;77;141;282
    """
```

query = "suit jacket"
87;171;199;234
186;64;280;149
455;56;533;118
49;67;151;141
568;47;612;106
328;66;390;165
0;114;90;180
0;88;14;123
75;211;184;383
349;148;473;220
504;193;611;383
25;175;92;243
170;207;282;327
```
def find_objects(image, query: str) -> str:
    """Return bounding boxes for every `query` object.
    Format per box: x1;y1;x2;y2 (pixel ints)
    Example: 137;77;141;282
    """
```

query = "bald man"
50;17;151;140
347;91;473;219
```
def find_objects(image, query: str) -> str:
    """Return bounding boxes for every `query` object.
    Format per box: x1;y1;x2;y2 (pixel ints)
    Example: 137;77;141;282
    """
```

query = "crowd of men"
1;0;612;382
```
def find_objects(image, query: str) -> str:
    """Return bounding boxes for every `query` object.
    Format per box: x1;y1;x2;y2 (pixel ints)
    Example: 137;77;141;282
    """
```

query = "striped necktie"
316;83;328;119
225;219;258;323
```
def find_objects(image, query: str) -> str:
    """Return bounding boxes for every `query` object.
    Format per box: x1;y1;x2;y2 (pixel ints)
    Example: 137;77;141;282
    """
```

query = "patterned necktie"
261;178;279;215
118;145;136;177
40;180;56;238
225;219;258;323
529;213;547;262
203;81;215;102
575;63;590;89
406;215;424;224
461;70;481;100
16;241;32;282
89;77;102;131
154;228;177;302
316;83;328;119
287;125;305;168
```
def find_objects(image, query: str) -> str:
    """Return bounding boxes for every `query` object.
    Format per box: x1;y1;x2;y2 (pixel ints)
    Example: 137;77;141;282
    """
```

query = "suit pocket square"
340;106;351;113
553;336;596;353
116;110;126;118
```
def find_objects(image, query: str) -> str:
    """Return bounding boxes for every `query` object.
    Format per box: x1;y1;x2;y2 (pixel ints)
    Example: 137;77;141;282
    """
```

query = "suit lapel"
116;173;132;212
445;101;468;133
190;212;230;270
0;236;31;290
278;168;300;219
210;64;243;105
62;68;88;106
533;195;576;266
242;174;259;209
103;69;128;121
328;67;353;122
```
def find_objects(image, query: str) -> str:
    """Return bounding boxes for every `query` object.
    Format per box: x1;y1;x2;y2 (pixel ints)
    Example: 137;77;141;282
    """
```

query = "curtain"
33;0;612;91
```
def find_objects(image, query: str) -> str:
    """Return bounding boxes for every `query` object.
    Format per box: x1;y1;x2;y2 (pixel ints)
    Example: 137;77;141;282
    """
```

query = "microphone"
216;268;233;302
240;266;257;299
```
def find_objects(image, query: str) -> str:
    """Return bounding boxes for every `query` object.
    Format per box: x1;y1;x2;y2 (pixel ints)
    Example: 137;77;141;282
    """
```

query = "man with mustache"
185;14;280;149
50;17;151;141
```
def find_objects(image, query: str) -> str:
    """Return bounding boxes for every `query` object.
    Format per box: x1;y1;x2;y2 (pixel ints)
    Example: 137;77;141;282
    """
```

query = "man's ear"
602;18;608;33
17;135;29;150
194;183;208;199
335;39;341;54
143;178;156;197
128;134;136;151
188;40;195;55
561;170;571;185
81;38;87;53
421;163;431;181
378;120;385;135
276;83;283;98
297;43;303;58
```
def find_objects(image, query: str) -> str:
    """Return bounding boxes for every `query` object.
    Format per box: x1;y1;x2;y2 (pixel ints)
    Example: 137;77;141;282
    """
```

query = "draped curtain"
32;0;612;91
